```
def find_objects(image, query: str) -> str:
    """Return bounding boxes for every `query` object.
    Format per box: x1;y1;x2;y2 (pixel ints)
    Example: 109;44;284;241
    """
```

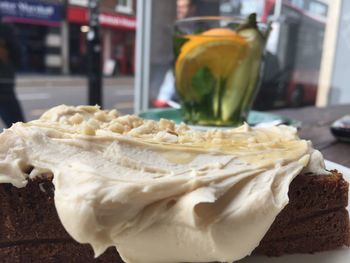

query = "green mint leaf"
191;66;216;98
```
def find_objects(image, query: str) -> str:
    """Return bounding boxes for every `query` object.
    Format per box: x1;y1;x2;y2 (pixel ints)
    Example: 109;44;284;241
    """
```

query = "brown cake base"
0;242;120;263
0;171;349;263
254;170;350;256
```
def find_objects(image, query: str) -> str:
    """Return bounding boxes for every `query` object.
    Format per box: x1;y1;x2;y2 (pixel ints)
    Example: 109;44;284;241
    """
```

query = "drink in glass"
173;14;269;126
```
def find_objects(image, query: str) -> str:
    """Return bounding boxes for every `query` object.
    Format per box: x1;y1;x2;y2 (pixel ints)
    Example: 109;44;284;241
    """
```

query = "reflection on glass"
150;0;330;111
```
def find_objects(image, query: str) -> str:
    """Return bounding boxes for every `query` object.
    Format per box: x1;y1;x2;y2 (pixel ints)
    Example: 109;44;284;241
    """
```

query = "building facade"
0;0;136;75
0;0;64;73
67;0;136;76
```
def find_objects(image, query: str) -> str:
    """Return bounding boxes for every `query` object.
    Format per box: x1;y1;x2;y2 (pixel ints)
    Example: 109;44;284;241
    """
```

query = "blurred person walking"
0;21;24;127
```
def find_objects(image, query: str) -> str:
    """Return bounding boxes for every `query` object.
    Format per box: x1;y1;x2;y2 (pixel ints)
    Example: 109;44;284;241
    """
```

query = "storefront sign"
69;0;88;7
0;0;63;26
67;6;136;30
99;12;136;30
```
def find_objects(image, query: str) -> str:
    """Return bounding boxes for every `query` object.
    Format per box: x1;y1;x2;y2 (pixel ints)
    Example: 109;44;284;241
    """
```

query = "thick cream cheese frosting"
0;105;328;263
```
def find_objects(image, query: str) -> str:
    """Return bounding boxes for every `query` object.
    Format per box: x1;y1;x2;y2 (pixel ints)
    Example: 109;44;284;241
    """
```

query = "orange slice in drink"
202;28;238;37
175;28;247;101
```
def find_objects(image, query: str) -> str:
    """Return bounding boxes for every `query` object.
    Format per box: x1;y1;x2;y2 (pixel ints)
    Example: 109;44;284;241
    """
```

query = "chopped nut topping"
109;122;125;134
82;124;96;135
87;119;100;130
78;105;99;113
108;109;120;118
94;111;107;122
159;118;175;131
69;113;84;125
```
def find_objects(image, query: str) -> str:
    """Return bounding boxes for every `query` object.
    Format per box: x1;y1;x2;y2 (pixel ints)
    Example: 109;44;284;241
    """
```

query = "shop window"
136;0;332;111
116;0;133;14
308;1;327;16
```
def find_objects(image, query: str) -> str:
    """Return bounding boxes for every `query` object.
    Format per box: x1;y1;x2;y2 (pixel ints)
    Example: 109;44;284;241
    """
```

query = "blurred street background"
19;76;134;116
0;0;137;129
1;0;349;130
0;76;134;129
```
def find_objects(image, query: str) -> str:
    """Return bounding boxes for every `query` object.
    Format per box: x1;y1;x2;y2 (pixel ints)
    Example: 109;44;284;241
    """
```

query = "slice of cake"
0;171;348;262
0;105;349;263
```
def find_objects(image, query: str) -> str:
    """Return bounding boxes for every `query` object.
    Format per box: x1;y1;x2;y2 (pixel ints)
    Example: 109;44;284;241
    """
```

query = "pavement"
0;75;135;129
